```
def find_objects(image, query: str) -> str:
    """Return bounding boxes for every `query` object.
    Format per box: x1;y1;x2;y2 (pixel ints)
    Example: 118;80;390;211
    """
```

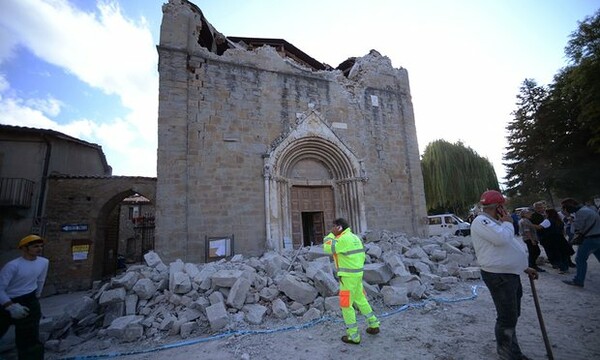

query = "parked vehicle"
427;214;471;236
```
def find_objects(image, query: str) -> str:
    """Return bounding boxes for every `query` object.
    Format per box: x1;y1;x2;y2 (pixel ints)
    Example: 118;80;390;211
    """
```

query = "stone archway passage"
43;176;156;292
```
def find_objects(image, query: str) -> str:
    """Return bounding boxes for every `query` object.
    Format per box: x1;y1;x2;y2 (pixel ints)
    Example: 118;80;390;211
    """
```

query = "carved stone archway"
263;110;367;251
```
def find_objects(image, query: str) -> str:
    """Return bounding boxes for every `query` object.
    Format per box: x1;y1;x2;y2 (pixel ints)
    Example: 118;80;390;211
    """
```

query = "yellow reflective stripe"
337;267;363;273
339;248;365;256
330;241;364;256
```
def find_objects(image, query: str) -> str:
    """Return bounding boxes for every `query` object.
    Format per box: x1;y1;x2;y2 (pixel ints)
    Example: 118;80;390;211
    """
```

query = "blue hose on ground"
60;285;482;359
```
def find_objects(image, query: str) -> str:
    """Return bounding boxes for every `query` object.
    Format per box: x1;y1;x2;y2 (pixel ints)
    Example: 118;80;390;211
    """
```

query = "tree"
504;79;549;201
504;10;600;204
564;10;600;152
421;140;499;216
542;68;600;200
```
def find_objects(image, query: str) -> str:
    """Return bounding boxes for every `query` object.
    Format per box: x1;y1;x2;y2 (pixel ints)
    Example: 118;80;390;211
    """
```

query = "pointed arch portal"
263;111;367;251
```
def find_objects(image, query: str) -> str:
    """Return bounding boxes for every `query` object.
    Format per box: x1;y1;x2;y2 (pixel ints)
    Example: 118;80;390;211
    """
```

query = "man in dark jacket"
561;198;600;287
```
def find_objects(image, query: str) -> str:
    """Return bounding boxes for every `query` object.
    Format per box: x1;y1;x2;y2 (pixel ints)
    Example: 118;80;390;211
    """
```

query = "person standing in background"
511;209;520;236
519;209;545;272
531;201;551;270
561;198;600;287
539;209;573;274
0;235;49;360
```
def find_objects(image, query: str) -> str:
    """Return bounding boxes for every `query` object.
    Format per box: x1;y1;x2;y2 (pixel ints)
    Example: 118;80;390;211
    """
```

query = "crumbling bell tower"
155;0;427;263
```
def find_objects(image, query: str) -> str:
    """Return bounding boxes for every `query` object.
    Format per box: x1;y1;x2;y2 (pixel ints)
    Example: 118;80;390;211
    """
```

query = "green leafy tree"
504;10;600;204
564;10;600;152
421;140;499;216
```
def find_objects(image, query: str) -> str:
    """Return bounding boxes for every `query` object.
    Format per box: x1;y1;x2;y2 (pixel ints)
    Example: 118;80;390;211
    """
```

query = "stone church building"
156;0;427;263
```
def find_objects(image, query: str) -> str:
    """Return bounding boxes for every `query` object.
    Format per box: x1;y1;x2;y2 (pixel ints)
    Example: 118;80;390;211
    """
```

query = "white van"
427;214;471;237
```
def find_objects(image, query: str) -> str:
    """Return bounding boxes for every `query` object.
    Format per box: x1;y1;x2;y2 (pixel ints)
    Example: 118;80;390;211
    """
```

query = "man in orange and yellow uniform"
323;218;380;344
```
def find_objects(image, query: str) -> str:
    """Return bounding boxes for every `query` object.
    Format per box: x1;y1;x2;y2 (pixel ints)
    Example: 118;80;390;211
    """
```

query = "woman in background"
540;209;573;274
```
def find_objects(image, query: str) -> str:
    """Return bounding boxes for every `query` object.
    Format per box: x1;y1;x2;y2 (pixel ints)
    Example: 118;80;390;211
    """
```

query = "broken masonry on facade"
155;0;428;264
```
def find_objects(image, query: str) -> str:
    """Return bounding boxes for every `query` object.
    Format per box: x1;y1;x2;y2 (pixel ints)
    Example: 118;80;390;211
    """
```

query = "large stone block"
226;277;251;309
363;263;393;285
132;278;157;300
205;302;229;331
277;275;318;305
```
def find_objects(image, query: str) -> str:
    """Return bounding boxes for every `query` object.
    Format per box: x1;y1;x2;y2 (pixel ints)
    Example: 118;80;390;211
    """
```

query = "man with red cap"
0;234;49;360
471;190;538;360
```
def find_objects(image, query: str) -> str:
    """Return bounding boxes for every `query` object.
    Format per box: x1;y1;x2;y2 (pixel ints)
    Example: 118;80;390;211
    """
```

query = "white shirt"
0;256;49;304
471;213;528;275
540;219;551;228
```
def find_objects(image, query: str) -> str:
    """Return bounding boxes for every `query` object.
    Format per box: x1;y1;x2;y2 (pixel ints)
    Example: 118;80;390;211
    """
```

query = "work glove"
5;303;30;319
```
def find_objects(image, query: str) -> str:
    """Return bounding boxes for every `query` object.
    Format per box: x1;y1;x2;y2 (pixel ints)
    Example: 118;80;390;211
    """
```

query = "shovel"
529;276;554;360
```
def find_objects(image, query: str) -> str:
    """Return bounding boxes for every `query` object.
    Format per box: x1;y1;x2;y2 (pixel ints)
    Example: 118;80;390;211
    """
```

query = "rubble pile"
41;231;482;353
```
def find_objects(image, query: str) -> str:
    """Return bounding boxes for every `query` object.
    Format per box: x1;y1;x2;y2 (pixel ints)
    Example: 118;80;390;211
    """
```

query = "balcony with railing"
0;177;35;208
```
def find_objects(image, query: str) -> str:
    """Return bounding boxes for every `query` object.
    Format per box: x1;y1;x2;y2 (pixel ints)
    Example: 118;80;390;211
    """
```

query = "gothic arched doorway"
263;111;367;251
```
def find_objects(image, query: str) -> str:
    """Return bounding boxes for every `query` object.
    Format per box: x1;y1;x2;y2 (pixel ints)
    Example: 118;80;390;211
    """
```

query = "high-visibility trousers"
339;276;380;341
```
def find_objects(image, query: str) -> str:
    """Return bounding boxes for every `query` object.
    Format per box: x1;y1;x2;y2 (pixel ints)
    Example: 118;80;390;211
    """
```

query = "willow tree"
421;140;499;215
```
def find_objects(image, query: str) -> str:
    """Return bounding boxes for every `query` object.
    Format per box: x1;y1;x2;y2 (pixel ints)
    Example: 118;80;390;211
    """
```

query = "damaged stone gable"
155;0;427;264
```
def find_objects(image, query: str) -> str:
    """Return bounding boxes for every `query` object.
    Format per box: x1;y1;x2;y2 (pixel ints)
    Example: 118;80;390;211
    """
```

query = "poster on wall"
206;235;234;261
71;239;91;260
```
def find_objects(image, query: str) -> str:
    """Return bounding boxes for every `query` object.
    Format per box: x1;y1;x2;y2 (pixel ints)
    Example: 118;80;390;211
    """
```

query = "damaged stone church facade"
155;0;427;263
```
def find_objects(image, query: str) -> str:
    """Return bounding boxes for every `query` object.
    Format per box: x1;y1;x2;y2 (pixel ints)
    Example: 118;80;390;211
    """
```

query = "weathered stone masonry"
156;0;427;264
44;176;156;292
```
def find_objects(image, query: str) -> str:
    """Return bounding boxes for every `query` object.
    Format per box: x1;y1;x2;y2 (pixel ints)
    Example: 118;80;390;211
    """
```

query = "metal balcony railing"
0;177;35;207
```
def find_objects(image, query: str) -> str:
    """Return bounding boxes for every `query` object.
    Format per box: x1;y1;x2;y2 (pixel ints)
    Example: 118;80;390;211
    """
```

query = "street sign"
61;224;89;232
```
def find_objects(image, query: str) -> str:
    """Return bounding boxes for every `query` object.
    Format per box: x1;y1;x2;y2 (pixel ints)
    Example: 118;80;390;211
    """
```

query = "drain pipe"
36;136;52;219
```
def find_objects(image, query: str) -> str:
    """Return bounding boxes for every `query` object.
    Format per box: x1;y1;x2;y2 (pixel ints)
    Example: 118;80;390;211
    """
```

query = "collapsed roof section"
228;37;328;71
163;0;355;73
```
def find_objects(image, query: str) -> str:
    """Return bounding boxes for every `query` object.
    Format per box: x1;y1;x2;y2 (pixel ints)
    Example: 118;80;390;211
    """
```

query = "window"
445;216;457;225
428;217;442;225
128;206;140;220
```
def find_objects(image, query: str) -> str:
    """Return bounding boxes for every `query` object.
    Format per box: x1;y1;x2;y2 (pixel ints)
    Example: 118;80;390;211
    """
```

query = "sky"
0;1;598;183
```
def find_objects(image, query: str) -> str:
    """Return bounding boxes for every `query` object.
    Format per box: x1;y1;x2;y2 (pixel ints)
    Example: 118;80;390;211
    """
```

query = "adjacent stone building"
43;175;155;292
0;124;112;266
0;124;156;292
156;0;427;263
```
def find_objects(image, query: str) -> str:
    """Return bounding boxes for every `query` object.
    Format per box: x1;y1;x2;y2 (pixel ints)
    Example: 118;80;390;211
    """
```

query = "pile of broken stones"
42;230;482;355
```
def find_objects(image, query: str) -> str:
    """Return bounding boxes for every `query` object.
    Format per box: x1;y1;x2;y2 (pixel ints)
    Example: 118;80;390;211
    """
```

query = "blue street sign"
61;224;89;232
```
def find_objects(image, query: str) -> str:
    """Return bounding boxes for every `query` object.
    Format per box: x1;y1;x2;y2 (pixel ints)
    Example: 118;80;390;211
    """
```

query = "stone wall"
156;0;427;264
43;176;156;293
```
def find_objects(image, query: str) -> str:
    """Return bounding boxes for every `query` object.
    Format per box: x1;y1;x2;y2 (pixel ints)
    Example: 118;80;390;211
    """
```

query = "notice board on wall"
206;235;234;261
71;239;91;261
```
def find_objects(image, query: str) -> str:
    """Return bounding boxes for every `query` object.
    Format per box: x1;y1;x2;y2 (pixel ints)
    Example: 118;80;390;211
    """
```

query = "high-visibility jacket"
323;228;366;277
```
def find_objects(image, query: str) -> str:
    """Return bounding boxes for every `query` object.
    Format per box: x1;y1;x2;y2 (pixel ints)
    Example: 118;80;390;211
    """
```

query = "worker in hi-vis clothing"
323;218;380;344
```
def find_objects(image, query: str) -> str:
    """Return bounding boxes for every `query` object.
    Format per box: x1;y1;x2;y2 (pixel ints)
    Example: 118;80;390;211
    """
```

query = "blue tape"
60;285;482;359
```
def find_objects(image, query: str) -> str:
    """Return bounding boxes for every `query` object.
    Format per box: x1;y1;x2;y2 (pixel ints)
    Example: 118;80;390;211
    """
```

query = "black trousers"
0;291;44;360
524;240;540;268
481;270;524;360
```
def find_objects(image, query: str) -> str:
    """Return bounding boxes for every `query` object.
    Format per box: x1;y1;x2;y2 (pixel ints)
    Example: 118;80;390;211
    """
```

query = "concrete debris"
41;231;481;354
